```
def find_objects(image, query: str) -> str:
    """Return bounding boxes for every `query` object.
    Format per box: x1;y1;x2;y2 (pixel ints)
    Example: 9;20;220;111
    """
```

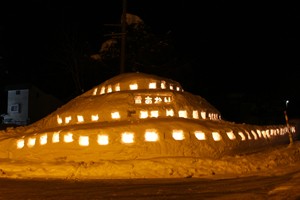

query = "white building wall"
6;89;29;125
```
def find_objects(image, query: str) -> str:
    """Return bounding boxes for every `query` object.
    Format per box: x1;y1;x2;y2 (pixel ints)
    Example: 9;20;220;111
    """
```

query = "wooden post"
284;110;293;146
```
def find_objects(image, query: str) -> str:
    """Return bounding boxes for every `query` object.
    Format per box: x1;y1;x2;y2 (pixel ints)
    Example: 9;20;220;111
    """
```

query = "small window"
10;104;20;113
16;90;21;95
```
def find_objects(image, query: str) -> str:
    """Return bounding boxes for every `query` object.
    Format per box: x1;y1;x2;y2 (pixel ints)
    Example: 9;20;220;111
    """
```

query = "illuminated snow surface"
0;72;299;180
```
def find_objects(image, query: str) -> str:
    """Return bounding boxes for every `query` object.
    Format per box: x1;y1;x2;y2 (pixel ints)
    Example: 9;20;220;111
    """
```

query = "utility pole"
120;0;127;74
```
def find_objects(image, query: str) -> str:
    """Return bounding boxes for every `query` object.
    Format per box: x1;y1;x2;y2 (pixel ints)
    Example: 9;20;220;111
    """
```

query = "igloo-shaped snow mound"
0;72;296;162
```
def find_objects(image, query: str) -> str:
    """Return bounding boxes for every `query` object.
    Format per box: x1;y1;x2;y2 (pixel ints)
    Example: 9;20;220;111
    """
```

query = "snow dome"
0;72;296;163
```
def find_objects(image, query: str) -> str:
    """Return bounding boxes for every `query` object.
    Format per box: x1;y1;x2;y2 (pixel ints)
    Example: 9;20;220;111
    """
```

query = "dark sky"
1;1;299;123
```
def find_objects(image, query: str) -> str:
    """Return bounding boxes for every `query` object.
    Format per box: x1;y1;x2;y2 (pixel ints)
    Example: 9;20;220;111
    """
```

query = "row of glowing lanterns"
92;81;183;96
16;126;293;149
56;110;220;125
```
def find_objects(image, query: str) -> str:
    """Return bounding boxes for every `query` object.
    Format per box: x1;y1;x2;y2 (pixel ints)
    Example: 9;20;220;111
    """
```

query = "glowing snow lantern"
115;83;120;91
100;86;105;94
145;130;159;142
91;114;99;121
166;109;174;117
140;110;148;119
93;88;98;95
111;111;120;119
79;136;89;146
172;130;185;140
77;115;84;123
201;111;206;119
27;137;36;148
245;131;252;140
256;129;262;138
57;115;63;125
65;116;72;124
226;131;236;140
194;131;206;140
212;132;221;141
39;134;48;145
149;82;156;89
150;110;159;118
97;134;109;145
192;110;199;119
238;131;246;141
16;139;25;149
178;110;187;118
129;83;138;90
52;131;60;143
251;130;258;140
64;132;73;143
161;81;166;89
122;132;134;143
107;85;112;93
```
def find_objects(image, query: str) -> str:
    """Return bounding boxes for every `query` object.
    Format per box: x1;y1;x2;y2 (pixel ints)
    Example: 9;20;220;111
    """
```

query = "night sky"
1;1;299;124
